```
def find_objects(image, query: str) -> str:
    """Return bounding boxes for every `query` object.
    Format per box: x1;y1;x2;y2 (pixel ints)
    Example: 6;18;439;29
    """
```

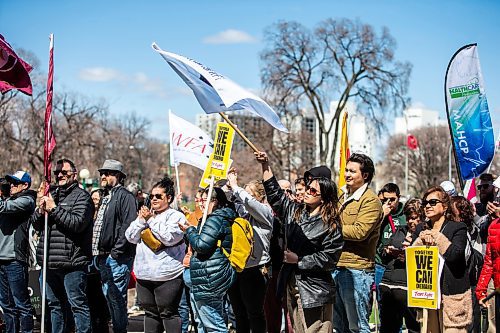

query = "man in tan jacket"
333;153;384;333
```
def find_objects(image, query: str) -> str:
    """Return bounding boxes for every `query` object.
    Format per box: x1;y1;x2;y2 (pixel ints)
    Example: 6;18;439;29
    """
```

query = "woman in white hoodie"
226;170;274;333
125;177;186;333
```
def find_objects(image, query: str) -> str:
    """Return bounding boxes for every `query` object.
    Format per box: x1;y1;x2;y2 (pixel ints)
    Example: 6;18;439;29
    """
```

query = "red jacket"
476;218;500;300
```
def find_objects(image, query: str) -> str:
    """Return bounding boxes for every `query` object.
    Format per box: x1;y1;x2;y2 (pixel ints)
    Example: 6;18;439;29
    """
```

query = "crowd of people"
0;152;499;333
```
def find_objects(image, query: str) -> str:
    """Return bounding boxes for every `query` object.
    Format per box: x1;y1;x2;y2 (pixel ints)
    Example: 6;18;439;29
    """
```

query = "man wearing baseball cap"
93;159;137;333
0;170;36;333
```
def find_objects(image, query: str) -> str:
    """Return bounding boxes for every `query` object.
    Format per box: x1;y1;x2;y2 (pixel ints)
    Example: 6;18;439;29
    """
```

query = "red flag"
0;34;33;96
44;34;56;192
407;134;418;150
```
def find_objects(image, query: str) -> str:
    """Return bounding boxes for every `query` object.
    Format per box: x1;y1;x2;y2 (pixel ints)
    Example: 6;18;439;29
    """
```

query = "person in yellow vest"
333;153;384;333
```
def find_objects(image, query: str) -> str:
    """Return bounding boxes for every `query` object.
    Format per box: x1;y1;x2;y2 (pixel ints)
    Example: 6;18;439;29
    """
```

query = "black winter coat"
381;225;411;286
412;220;470;296
264;176;344;308
0;190;36;264
186;207;236;301
32;183;94;269
97;185;137;260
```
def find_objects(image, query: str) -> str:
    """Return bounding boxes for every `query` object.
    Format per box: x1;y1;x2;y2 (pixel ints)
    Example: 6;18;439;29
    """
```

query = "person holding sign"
255;151;344;333
178;187;237;333
226;171;273;333
412;186;472;332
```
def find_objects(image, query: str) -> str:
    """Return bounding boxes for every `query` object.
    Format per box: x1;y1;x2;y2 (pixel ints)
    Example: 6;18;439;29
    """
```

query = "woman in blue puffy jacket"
179;186;236;333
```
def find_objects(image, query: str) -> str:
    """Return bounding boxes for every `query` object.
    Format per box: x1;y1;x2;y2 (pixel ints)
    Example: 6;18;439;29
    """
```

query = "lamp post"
129;145;143;189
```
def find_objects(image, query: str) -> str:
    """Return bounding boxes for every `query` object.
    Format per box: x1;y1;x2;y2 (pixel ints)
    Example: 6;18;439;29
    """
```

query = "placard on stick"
199;122;235;188
406;246;443;309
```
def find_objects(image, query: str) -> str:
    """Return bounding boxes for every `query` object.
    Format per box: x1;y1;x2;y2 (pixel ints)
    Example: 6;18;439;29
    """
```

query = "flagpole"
198;176;214;234
219;112;259;152
174;163;181;195
41;32;54;333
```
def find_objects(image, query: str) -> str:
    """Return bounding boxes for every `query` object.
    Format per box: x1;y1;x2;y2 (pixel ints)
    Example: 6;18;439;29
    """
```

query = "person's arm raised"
254;151;273;181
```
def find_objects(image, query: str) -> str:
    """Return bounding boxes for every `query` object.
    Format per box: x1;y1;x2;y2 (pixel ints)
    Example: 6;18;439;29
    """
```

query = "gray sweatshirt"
232;186;273;268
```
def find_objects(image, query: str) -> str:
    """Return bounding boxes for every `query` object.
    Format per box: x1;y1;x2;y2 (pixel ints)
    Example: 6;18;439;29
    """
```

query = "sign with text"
406;246;442;309
199;122;235;188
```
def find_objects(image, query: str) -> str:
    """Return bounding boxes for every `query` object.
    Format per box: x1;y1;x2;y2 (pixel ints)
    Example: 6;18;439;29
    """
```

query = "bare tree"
260;18;411;172
382;126;458;197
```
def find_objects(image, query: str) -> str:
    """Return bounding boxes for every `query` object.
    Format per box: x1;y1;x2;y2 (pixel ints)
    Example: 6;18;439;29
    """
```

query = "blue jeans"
333;267;374;333
43;269;91;333
184;269;205;333
195;295;227;333
0;260;34;333
97;255;133;333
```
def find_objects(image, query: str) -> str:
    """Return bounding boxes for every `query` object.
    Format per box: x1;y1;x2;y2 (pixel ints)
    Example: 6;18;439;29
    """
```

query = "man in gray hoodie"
0;171;36;333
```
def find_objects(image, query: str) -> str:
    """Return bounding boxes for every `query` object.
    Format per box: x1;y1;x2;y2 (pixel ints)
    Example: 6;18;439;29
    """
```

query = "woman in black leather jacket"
255;151;343;333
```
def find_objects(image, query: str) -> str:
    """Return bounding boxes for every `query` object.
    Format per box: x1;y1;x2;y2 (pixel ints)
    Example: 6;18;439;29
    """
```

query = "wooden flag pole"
198;176;215;234
219;112;259;153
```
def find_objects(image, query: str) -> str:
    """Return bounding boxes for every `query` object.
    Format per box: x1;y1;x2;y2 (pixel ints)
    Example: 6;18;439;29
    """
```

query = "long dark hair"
293;177;340;231
450;196;474;231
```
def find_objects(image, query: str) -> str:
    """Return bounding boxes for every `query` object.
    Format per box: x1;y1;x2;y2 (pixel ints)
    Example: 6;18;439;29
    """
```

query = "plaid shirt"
92;194;111;256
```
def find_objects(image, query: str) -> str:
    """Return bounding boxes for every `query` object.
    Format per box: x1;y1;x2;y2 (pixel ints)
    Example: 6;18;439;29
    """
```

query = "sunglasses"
306;186;321;197
381;197;397;204
100;170;117;177
149;193;165;200
477;184;491;190
53;170;73;177
422;199;442;207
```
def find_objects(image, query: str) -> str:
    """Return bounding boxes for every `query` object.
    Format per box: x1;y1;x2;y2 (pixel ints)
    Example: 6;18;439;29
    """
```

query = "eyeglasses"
200;197;216;203
100;170;117;177
381;197;397;204
477;184;491;190
306;186;321;197
149;194;164;200
422;199;442;207
53;170;74;177
10;182;23;187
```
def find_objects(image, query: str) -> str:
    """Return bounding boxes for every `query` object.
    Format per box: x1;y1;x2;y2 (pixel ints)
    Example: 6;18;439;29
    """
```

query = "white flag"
169;110;213;170
153;43;288;133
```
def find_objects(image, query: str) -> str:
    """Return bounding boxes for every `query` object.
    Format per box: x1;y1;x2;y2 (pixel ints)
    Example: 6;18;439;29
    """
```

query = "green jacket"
375;202;406;265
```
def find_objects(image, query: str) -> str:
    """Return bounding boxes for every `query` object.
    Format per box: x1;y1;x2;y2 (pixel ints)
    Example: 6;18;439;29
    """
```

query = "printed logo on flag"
449;79;480;99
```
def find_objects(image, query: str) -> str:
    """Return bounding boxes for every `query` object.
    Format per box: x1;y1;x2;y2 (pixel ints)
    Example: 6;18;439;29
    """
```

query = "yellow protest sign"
199;122;235;188
406;246;441;309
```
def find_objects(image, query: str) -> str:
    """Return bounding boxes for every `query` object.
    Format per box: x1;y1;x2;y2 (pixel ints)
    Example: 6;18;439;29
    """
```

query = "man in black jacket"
93;159;137;333
33;159;94;333
0;170;36;333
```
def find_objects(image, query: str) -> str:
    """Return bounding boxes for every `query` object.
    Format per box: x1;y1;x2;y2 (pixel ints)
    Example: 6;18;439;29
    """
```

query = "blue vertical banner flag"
444;44;495;185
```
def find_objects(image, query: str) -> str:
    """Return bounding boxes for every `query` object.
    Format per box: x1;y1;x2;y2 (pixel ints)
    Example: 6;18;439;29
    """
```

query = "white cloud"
203;29;258;44
79;67;122;82
79;67;169;98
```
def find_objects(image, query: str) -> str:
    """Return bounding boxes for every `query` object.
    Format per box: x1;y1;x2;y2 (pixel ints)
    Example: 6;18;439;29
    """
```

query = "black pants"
379;285;419;333
227;265;268;333
137;276;184;333
468;286;481;333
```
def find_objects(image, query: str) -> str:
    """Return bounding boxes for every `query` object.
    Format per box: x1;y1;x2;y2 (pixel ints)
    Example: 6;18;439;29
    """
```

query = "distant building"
394;105;447;134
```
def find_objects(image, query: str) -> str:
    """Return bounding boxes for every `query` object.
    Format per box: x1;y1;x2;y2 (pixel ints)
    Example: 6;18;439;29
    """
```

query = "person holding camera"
378;199;422;333
125;177;186;333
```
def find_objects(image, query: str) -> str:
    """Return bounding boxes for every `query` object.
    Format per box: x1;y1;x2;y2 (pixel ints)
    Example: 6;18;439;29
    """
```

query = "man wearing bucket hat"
0;171;36;333
93;159;137;333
